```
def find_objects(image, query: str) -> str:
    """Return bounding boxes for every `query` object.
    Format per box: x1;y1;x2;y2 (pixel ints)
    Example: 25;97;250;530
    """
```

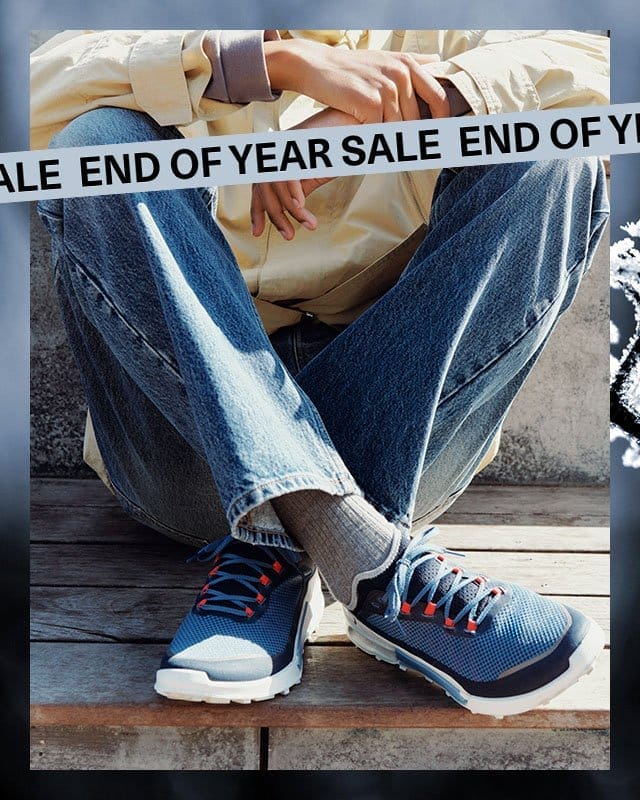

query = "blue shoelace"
383;527;503;632
187;535;294;618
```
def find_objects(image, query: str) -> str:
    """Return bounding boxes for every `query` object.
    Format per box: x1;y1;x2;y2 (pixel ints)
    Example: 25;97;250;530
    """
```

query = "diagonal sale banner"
3;102;640;203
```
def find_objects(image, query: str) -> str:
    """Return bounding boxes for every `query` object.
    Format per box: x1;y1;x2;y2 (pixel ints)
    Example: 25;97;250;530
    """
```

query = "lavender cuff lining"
203;29;280;105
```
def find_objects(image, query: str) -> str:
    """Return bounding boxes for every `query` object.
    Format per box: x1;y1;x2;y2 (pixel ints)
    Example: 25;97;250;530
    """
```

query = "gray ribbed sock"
271;490;408;607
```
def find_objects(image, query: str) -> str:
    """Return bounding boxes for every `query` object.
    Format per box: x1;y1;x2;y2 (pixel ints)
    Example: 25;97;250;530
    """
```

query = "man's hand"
251;177;333;240
251;107;350;240
265;39;450;123
255;43;455;240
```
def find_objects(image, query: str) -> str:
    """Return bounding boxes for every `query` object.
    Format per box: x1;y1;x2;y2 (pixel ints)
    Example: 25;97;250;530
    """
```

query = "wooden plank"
30;542;192;586
29;586;198;643
31;480;609;525
30;504;162;545
31;725;260;770
31;479;119;507
437;485;609;526
29;587;610;647
30;544;610;595
30;643;609;730
268;728;610;770
436;524;608;552
30;505;609;552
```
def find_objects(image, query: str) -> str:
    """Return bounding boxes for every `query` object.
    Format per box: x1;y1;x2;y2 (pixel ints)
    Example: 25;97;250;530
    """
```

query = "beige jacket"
30;29;609;489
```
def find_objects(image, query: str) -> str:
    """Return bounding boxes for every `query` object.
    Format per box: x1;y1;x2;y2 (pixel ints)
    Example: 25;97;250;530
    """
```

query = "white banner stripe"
3;103;640;204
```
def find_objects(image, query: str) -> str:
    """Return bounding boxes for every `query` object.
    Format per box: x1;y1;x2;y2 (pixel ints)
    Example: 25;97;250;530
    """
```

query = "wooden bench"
30;479;610;770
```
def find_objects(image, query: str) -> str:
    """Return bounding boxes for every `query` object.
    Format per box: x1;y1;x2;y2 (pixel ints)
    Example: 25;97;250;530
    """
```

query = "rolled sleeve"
203;29;281;104
425;31;609;116
438;69;489;116
129;31;194;125
448;49;540;114
424;54;538;117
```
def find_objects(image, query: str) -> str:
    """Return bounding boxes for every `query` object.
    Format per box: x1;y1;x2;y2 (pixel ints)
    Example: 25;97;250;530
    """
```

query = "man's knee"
40;108;183;223
488;159;608;266
49;107;178;150
506;158;605;211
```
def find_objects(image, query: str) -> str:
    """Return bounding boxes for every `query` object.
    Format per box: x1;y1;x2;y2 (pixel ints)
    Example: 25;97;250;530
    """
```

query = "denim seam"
292;324;304;374
109;477;209;546
438;262;582;408
64;247;184;379
63;248;216;476
38;207;63;222
298;388;361;475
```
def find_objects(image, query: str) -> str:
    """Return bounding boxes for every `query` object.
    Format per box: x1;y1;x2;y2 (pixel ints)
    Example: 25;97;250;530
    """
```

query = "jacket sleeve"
423;30;610;115
30;29;278;149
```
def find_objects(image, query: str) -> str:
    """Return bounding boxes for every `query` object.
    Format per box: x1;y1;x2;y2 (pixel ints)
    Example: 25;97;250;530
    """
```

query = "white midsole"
154;570;325;703
344;608;605;718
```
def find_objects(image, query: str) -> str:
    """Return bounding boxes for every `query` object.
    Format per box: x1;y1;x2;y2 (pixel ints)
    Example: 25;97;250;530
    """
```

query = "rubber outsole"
154;570;325;704
344;608;605;718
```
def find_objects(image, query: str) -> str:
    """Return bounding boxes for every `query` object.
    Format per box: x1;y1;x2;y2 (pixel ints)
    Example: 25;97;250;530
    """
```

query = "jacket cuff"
426;51;539;116
203;29;281;104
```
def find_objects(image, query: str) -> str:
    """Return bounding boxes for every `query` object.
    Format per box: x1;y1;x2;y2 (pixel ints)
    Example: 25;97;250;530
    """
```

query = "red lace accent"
423;601;437;617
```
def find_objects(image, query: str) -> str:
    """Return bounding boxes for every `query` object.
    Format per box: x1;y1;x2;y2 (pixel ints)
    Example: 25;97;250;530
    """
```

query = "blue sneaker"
154;535;324;703
345;527;604;718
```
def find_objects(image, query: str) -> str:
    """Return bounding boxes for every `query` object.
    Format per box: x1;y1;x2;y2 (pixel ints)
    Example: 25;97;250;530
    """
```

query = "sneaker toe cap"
479;602;597;697
162;636;279;681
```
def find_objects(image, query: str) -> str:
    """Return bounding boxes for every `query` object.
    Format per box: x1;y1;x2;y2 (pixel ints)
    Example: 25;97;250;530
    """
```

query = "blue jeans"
37;108;609;551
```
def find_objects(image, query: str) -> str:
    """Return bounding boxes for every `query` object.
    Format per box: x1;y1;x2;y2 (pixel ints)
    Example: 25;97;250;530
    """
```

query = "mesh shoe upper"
162;536;311;681
360;582;571;682
355;527;580;692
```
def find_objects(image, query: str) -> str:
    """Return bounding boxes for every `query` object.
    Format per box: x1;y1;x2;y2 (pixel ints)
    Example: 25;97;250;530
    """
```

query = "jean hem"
109;479;211;549
229;472;363;552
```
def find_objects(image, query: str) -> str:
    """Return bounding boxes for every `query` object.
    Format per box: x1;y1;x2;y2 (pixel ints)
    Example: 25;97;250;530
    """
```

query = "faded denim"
37;108;609;551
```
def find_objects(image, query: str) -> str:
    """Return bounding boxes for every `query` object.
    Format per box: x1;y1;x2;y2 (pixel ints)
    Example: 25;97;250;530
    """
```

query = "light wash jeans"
37;108;609;551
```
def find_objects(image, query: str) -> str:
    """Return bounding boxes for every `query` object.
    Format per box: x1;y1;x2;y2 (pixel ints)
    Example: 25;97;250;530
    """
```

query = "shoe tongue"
407;558;491;619
221;540;274;570
203;541;277;600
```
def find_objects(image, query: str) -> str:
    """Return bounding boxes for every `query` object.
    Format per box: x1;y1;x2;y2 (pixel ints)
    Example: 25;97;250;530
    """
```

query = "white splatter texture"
610;218;640;466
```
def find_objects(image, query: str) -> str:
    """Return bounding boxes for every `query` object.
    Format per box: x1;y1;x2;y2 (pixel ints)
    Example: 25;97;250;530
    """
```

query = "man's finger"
250;187;265;237
287;181;307;209
258;183;295;240
394;62;420;121
273;181;318;230
409;62;451;118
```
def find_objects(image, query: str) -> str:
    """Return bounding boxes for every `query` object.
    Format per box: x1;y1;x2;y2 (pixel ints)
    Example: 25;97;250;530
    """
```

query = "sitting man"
31;29;609;716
